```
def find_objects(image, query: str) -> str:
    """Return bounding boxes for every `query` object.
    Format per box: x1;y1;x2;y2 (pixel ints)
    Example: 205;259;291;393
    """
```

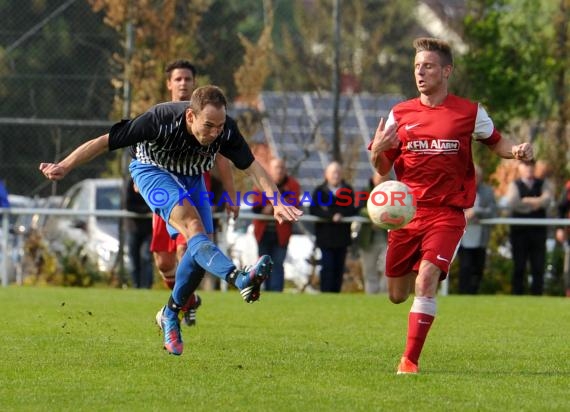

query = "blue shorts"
129;160;214;237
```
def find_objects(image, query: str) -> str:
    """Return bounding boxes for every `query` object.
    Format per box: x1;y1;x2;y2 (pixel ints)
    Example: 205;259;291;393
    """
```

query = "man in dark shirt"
310;161;357;293
40;85;302;356
506;159;553;295
125;178;153;289
252;158;301;292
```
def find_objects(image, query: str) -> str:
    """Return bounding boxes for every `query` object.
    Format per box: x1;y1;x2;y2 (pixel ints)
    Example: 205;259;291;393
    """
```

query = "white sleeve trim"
473;104;495;141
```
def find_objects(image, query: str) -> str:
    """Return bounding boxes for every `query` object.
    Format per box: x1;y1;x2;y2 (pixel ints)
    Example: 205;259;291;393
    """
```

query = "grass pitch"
0;287;568;411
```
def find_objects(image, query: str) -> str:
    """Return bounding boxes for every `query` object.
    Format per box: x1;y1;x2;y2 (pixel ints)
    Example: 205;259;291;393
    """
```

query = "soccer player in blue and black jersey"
40;85;302;355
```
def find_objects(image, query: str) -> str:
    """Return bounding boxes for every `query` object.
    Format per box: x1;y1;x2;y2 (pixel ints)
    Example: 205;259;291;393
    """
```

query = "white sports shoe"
155;308;163;330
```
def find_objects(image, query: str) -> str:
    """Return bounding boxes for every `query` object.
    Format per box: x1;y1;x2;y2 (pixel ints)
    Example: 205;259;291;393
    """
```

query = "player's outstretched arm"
245;160;303;224
490;136;533;161
39;134;110;181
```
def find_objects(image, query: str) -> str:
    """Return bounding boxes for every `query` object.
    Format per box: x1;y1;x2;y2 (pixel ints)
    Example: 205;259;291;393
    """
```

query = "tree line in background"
0;0;568;197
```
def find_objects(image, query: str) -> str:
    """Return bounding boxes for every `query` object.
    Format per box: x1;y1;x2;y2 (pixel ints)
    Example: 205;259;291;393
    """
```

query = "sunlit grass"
0;287;568;411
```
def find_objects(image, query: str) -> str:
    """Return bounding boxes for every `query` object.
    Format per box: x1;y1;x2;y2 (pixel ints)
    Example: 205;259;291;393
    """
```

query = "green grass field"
0;287;568;412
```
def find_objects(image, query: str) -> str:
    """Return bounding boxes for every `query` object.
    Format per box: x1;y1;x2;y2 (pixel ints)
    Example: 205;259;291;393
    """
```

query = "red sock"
403;311;435;365
163;277;175;290
181;294;197;312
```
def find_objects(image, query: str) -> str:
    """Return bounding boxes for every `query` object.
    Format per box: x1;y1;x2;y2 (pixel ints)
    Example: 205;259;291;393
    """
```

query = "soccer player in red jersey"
369;37;534;374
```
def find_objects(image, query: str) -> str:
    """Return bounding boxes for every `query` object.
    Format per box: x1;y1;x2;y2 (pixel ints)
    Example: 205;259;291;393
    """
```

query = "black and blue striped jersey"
108;101;254;176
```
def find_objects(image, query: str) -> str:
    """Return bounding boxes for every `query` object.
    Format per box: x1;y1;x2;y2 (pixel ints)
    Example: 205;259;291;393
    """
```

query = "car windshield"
96;187;121;210
96;186;121;237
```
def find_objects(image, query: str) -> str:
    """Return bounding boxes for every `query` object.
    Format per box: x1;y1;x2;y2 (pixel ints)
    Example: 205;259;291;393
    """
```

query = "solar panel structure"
258;91;402;193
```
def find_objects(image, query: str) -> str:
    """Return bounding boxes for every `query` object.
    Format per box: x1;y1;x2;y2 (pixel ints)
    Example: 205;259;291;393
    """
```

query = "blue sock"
171;247;205;310
188;233;236;280
164;306;178;320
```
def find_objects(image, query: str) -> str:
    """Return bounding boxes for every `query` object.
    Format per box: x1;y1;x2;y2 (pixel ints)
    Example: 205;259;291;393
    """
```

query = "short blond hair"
413;37;453;66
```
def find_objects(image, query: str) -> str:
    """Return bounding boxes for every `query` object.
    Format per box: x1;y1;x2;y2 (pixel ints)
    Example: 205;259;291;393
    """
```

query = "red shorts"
385;207;466;280
150;214;186;253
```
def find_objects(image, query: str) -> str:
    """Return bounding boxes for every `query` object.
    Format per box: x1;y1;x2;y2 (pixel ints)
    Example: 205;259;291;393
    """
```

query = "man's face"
518;162;535;180
167;68;195;102
186;104;226;146
414;51;451;96
325;164;342;187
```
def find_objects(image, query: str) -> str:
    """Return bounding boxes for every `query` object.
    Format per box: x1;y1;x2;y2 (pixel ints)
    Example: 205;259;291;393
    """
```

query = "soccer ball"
366;180;416;230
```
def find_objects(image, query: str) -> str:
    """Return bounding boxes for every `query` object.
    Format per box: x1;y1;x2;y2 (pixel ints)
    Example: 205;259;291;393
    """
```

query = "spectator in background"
310;161;358;293
556;180;570;244
505;159;553;295
535;159;555;190
358;172;388;294
457;165;497;294
125;178;153;289
534;159;556;215
252;158;301;292
555;179;570;297
0;180;9;208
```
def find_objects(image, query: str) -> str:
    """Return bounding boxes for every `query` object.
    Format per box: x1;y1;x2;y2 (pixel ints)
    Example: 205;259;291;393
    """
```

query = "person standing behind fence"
534;159;557;216
457;165;497;294
505;159;553;295
555;180;570;246
252;158;301;292
358;172;388;294
310;161;358;293
125;178;154;289
555;179;570;296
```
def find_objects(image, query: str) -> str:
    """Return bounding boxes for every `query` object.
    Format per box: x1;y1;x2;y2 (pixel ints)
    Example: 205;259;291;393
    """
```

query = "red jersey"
383;94;501;209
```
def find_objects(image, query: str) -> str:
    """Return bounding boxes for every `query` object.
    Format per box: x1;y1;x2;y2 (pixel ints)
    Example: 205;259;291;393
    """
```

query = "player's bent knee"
154;253;176;274
389;293;408;304
156;262;175;274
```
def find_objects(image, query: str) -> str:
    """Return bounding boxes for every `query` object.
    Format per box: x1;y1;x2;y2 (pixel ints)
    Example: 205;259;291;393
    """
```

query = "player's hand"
512;143;533;161
464;208;477;222
370;118;399;154
225;203;240;220
39;163;68;181
273;203;303;224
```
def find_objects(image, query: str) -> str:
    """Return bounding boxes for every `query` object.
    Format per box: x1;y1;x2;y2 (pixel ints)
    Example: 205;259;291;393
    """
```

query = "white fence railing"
2;207;570;290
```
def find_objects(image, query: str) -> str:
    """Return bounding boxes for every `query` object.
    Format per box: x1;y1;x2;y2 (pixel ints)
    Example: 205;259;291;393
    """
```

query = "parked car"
223;205;318;290
43;178;125;272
